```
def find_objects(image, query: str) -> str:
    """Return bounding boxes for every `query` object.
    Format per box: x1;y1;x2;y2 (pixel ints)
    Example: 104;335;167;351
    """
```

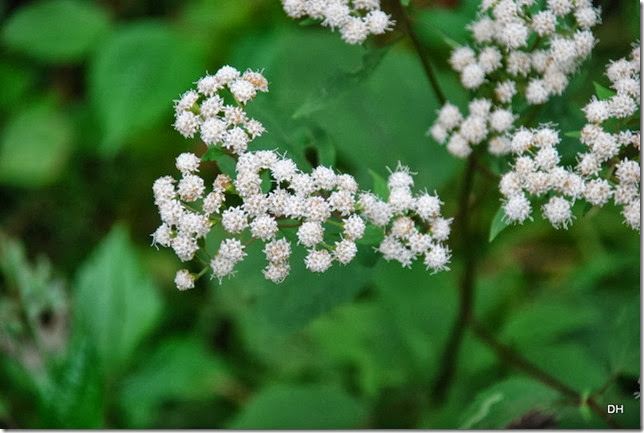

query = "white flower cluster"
280;0;395;45
429;0;600;158
154;66;452;290
500;45;641;230
173;65;268;154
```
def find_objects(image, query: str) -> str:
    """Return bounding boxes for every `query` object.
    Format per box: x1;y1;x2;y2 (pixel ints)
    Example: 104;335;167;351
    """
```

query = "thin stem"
392;1;447;105
431;147;481;400
469;319;622;429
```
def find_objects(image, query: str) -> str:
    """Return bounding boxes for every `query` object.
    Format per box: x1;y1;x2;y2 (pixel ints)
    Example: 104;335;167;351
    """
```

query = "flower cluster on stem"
500;46;640;230
153;65;452;289
280;0;395;45
428;0;600;158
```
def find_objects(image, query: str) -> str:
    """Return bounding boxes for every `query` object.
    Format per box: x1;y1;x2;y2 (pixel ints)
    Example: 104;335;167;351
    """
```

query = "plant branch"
469;318;623;429
431;147;481;400
392;1;447;105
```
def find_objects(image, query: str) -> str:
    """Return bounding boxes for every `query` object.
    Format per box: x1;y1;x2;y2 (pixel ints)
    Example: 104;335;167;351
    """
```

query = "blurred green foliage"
0;0;639;429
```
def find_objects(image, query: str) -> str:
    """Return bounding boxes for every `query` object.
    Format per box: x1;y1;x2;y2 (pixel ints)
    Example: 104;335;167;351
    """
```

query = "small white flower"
175;269;195;291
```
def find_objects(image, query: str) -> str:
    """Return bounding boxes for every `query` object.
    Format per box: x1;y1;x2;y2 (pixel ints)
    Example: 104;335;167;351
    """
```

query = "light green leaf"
201;146;225;162
119;337;228;427
488;205;509;242
229;384;368;429
564;130;581;138
89;22;203;155
216;154;237;179
2;0;110;63
73;225;162;377
0;101;73;187
401;0;411;6
593;81;616;101
459;378;558;429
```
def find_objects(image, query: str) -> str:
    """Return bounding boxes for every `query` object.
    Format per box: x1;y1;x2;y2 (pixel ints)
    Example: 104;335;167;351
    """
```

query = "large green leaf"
229;384;368;429
0;101;73;187
119;337;228;427
89;22;203;155
459;378;558;429
2;0;110;63
72;225;162;376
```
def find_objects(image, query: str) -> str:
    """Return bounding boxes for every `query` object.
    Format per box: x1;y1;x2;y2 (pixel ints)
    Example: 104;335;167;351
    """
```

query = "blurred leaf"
501;303;598;347
90;21;203;155
119;337;228;427
73;225;162;377
593;81;616;100
368;168;388;200
416;0;480;48
401;0;411;6
0;232;67;342
229;384;368;429
293;45;391;119
488;206;509;242
459;378;558;429
40;337;103;428
0;100;73;187
607;303;639;376
309;300;421;396
0;60;36;110
564;130;580;138
522;343;608;392
250;252;371;332
2;0;110;63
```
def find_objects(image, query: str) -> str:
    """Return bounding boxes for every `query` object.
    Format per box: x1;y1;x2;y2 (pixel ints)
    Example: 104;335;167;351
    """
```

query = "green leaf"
488;205;509;242
401;0;411;6
89;21;203;155
229;384;368;429
216;154;237;179
459;378;558;429
0;60;36;110
119;337;228;427
368;168;388;200
2;0;110;63
501;303;598;347
564;130;580;138
298;17;320;26
73;225;162;377
607;303;639;376
593;81;616;101
201;146;225;162
293;45;391;119
521;344;608;392
356;225;385;246
0;100;73;187
40;337;104;428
